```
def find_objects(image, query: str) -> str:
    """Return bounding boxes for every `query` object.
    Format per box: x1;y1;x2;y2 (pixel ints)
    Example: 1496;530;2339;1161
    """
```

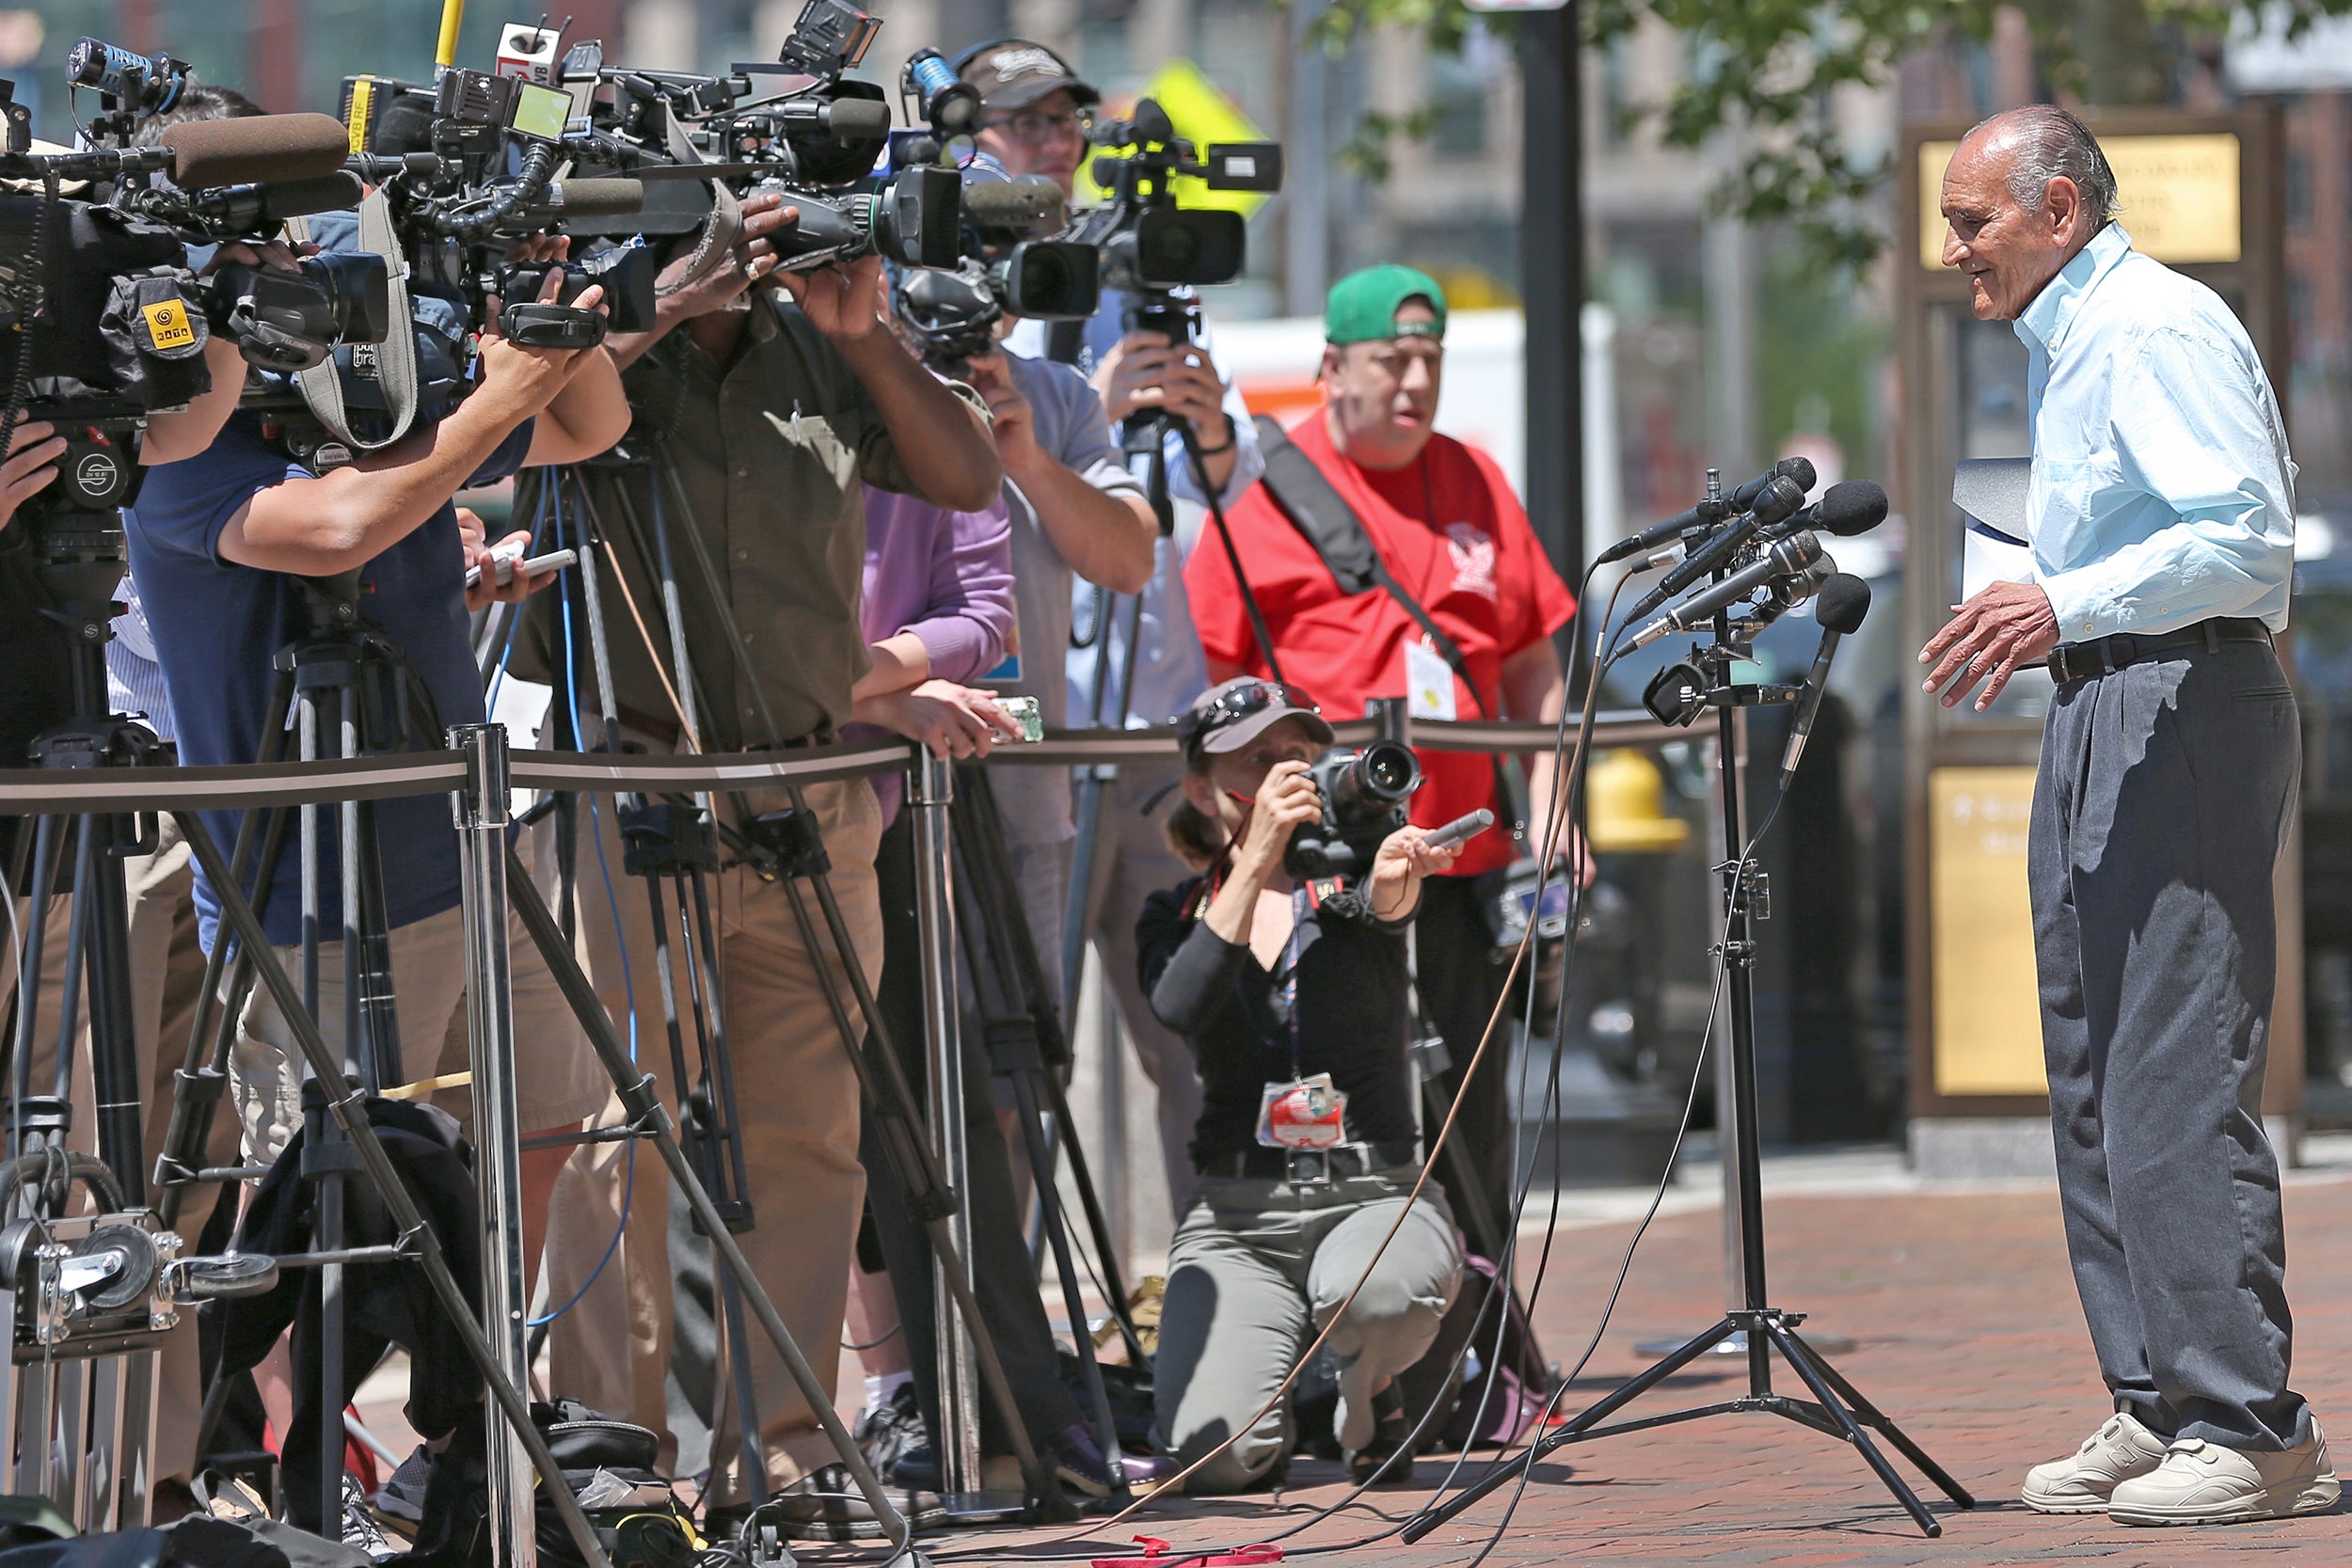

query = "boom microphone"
122;170;363;231
1623;531;1824;652
1625;473;1808;623
959;174;1069;236
1595;455;1818;565
517;178;646;223
818;97;895;141
1778;574;1872;789
161;112;352;189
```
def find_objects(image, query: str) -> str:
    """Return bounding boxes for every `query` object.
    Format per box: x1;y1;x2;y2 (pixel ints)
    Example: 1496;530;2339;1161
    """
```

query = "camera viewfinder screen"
511;81;571;141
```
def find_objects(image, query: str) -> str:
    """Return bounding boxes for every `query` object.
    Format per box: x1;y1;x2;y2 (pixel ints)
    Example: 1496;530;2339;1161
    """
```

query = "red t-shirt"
1185;414;1577;879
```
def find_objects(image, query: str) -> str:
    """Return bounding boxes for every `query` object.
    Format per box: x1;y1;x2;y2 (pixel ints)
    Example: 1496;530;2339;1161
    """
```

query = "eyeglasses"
977;106;1091;146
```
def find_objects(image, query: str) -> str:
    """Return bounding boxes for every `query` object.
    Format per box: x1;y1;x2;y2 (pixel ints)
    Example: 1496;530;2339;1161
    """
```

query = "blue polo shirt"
124;412;533;951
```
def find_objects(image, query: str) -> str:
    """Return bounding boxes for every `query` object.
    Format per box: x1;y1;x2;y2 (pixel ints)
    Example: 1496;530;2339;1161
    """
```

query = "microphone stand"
1403;571;1974;1544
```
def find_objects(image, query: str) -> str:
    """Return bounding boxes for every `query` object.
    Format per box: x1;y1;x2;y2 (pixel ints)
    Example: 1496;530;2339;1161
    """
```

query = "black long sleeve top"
1137;875;1419;1173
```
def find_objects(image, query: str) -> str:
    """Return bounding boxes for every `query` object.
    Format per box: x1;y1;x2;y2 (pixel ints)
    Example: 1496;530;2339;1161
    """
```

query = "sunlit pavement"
930;1137;2352;1566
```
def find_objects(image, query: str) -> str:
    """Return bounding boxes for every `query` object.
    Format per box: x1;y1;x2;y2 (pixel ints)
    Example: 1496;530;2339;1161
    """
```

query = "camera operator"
121;231;626;1537
1184;265;1586;1254
532;191;997;1539
960;39;1261;1219
1139;678;1462;1492
836;260;1163;1499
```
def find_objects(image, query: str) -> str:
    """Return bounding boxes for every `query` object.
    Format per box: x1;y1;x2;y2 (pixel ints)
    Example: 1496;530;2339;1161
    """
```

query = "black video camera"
1284;740;1423;880
206;252;391;373
895;243;1099;372
1070;96;1281;339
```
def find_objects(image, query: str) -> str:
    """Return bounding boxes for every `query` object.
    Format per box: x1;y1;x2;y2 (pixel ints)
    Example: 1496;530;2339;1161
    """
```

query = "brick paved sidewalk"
919;1163;2352;1567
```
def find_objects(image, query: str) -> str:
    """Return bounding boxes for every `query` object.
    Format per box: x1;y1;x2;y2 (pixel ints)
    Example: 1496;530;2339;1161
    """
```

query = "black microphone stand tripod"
1404;566;1975;1543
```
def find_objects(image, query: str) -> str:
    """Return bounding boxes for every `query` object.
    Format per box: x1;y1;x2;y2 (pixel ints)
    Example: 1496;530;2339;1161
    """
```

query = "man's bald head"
1940;105;2116;321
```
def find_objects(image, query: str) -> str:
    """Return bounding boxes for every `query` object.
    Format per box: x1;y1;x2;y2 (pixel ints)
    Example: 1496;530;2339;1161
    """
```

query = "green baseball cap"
1325;263;1448;346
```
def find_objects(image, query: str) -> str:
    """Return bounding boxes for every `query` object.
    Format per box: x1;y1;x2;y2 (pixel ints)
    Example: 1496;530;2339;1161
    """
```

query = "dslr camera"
1285;740;1424;880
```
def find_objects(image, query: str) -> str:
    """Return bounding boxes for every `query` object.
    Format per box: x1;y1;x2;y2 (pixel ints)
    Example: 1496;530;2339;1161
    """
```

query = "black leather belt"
1202;1140;1422;1183
2044;617;2271;688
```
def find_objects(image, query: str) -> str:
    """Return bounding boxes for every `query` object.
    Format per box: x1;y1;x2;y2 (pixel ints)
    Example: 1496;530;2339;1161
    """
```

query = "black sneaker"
1344;1384;1416;1489
886;1441;941;1491
854;1384;927;1481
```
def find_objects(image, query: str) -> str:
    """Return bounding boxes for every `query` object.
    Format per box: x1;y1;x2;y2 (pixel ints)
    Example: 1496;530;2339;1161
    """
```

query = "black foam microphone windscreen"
1809;479;1890;537
821;99;894;141
163;112;352;189
1814;572;1873;635
540;179;644;217
960;174;1067;234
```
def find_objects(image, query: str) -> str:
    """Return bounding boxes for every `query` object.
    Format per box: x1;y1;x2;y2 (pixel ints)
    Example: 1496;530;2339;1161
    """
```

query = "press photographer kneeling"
1142;678;1466;1493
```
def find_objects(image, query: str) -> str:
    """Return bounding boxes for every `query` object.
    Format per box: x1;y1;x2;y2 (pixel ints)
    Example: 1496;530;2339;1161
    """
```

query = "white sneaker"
2021;1411;2169;1513
2107;1422;2340;1526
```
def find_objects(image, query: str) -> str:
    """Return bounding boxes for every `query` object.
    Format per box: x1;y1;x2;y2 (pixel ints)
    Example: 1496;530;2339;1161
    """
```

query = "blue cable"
529;474;641;1327
481;482;553;711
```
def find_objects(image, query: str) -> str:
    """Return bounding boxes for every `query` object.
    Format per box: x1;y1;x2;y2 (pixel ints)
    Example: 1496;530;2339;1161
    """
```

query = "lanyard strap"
1279;885;1308;1078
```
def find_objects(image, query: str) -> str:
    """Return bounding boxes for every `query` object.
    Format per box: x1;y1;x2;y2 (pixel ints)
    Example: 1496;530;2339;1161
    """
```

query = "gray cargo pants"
2031;633;2311;1450
1152;1168;1459;1492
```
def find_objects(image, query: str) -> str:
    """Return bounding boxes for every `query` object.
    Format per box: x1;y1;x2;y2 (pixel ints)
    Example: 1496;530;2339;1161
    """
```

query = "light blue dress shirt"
1006;293;1266;730
2016;222;2296;641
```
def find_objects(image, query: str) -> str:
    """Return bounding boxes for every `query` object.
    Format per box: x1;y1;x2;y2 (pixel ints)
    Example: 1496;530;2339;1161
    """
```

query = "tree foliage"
1299;0;2352;268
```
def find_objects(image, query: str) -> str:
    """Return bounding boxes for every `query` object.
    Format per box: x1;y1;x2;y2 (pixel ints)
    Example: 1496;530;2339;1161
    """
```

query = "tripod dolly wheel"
67;1224;157;1313
173;1252;281;1300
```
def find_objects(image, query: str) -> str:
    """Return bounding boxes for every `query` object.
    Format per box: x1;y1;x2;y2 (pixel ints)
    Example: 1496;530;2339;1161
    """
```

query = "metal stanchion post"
909;751;981;1502
451;724;536;1568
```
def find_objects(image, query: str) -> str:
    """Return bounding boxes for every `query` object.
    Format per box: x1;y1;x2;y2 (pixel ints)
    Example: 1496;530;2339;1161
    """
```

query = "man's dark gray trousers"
2031;632;2312;1451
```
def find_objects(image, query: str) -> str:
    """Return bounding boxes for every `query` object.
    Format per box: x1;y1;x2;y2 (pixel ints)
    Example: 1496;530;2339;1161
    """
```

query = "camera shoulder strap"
284;189;421;455
1251;414;1491;721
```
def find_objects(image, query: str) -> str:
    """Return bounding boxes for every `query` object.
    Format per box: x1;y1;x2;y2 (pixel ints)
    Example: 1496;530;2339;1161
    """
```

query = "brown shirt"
560;293;984;751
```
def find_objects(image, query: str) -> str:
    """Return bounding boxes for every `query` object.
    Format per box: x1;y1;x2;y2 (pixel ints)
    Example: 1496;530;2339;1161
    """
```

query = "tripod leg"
1758;1317;1940;1536
1778;1326;1975;1508
1008;1071;1127;1499
501;849;914;1549
1401;1316;1740;1543
180;812;616;1568
8;816;64;1155
668;869;767;1499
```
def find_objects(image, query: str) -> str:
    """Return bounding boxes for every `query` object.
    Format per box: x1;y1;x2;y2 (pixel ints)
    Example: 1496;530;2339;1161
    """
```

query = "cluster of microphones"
1598;454;1889;790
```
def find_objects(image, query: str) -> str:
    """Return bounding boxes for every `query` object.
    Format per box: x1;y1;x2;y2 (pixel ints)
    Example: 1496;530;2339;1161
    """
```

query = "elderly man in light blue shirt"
1922;105;2330;1528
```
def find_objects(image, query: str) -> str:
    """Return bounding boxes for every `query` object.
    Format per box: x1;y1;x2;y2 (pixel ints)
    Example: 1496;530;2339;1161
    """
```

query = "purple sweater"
855;484;1016;824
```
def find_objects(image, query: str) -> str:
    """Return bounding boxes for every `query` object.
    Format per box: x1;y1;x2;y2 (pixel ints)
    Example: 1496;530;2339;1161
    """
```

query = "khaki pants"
8;815;229;1487
1152;1170;1459;1493
536;755;880;1498
232;902;612;1164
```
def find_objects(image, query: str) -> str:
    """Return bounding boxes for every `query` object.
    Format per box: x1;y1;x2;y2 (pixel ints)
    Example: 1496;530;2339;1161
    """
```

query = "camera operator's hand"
1368;825;1462;924
477;274;607;424
965;351;1040;468
780;254;884;342
857;679;1025;759
199;238;310;277
0;421;64;532
1097;331;1234;444
1234;759;1322;879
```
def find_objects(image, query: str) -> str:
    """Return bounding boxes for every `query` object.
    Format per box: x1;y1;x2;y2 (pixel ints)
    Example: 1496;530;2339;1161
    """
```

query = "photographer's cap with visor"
1177;677;1336;767
1325;262;1448;346
954;40;1101;110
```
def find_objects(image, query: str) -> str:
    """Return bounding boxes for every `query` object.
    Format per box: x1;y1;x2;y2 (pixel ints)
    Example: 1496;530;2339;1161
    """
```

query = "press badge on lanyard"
1255;887;1350;1149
